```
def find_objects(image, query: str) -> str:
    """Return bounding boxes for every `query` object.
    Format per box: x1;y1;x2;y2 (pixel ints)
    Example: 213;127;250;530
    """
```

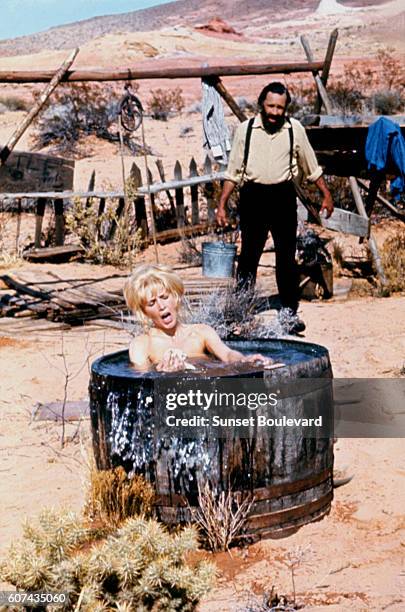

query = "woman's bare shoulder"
129;333;151;367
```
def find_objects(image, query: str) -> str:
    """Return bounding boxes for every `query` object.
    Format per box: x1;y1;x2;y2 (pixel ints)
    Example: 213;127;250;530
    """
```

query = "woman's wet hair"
124;264;184;325
258;81;291;108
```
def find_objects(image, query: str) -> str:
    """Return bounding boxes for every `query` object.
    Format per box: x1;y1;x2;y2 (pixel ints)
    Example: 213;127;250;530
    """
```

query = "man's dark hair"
258;82;291;108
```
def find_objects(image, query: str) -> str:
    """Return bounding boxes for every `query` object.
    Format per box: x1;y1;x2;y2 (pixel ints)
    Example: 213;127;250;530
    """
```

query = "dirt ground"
0;228;404;610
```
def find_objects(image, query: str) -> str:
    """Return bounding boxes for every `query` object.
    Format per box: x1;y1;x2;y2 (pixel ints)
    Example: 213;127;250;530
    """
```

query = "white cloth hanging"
201;77;232;166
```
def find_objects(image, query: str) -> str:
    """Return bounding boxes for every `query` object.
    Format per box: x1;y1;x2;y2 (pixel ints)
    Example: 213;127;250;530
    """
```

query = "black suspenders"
241;117;294;182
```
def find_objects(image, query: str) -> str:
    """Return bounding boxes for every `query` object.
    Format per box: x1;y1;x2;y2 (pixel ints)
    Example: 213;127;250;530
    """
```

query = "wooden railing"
0;156;226;248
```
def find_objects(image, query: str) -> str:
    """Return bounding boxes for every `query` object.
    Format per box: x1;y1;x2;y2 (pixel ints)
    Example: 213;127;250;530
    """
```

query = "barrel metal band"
154;467;333;509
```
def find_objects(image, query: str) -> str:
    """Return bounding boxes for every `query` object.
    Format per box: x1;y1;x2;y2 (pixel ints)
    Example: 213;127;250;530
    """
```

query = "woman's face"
142;286;179;333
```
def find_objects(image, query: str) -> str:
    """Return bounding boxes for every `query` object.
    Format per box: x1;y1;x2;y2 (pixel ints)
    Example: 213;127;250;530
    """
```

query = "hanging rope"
118;84;159;263
201;77;231;166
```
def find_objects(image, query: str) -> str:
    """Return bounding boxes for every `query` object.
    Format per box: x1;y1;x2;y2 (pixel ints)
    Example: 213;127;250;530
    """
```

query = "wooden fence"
0;155;227;250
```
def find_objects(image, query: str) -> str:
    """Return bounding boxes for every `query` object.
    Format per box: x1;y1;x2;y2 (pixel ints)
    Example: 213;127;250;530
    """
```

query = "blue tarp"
365;116;405;198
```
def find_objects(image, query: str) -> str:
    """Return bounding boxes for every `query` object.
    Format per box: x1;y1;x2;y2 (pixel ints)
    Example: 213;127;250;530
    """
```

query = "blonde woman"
124;263;274;372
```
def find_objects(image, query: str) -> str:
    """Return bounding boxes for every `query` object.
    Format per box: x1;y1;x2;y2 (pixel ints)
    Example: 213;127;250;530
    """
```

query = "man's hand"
320;194;334;219
216;180;236;227
215;206;228;227
315;176;334;219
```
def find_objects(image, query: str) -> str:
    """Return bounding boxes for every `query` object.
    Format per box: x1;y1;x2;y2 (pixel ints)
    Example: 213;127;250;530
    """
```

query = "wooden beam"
314;29;338;115
0;61;325;84
209;76;248;122
357;178;405;221
349;177;388;288
300;36;333;115
0;48;79;164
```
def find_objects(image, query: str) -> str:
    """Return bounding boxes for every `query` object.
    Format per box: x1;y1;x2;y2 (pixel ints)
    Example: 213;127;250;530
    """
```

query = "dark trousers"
237;181;299;311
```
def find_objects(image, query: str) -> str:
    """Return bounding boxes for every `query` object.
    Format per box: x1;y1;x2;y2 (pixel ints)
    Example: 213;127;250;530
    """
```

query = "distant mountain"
0;0;383;57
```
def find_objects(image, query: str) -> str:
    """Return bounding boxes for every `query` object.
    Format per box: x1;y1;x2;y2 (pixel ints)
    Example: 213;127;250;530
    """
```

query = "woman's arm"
201;324;276;366
128;335;151;370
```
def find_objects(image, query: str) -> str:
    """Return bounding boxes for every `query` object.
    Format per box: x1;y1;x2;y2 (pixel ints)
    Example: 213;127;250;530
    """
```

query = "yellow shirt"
224;115;323;185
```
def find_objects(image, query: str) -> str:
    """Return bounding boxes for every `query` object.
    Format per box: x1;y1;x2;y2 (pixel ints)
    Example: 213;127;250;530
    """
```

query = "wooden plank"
0;61;325;84
300;35;333;115
349;177;388;288
0;151;74;194
0;171;226;199
108;197;125;240
155;159;175;215
131;163;148;237
34;197;46;248
154;222;212;243
321;207;370;237
314;29;338;114
33;400;89;422
53;198;64;246
174;160;185;228
357;178;405;221
15;198;22;252
209;76;248;122
0;49;79;164
0;318;70;333
189;157;200;225
23;244;84;262
203;155;216;223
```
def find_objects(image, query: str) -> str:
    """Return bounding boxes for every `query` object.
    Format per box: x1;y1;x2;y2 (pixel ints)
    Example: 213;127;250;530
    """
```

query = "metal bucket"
202;242;237;278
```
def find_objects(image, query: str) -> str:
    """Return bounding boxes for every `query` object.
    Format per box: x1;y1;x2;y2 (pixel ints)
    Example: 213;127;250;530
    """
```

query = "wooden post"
203;155;216;224
349;177;388;288
189;157;200;225
34;198;46;248
97;197;106;239
357;178;405;221
109;198;125;240
300;35;333;115
156;159;176;216
130;163;148;238
208;76;248;122
314;29;338;115
174;161;185;228
54;198;64;246
0;48;79;164
147;168;158;220
15;198;22;253
85;169;96;208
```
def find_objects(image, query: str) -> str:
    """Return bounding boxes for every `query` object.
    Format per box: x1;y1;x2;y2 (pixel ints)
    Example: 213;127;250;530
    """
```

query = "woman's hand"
156;348;196;372
241;354;285;369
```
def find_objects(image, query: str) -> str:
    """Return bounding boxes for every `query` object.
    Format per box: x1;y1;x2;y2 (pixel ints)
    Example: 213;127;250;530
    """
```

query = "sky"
1;0;175;41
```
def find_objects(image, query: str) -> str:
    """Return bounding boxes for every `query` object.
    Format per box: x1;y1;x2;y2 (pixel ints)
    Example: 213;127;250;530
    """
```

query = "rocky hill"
0;0;390;56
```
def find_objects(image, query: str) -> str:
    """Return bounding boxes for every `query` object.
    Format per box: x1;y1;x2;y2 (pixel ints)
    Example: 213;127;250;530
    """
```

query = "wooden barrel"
89;338;334;538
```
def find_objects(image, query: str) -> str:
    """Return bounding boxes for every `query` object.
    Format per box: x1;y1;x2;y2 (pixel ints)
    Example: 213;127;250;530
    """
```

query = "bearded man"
216;81;333;334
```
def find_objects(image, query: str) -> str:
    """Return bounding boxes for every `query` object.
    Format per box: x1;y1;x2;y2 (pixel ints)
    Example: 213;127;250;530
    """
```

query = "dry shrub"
84;466;155;527
65;196;142;266
0;94;28;111
193;481;254;551
177;235;202;265
148;87;185;120
0;510;215;611
381;230;405;293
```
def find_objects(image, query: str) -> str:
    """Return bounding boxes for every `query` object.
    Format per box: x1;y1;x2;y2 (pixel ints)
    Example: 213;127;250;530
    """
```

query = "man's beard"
261;110;285;133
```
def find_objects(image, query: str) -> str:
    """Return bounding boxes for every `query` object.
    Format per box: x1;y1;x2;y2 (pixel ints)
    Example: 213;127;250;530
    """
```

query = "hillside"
0;0;393;56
